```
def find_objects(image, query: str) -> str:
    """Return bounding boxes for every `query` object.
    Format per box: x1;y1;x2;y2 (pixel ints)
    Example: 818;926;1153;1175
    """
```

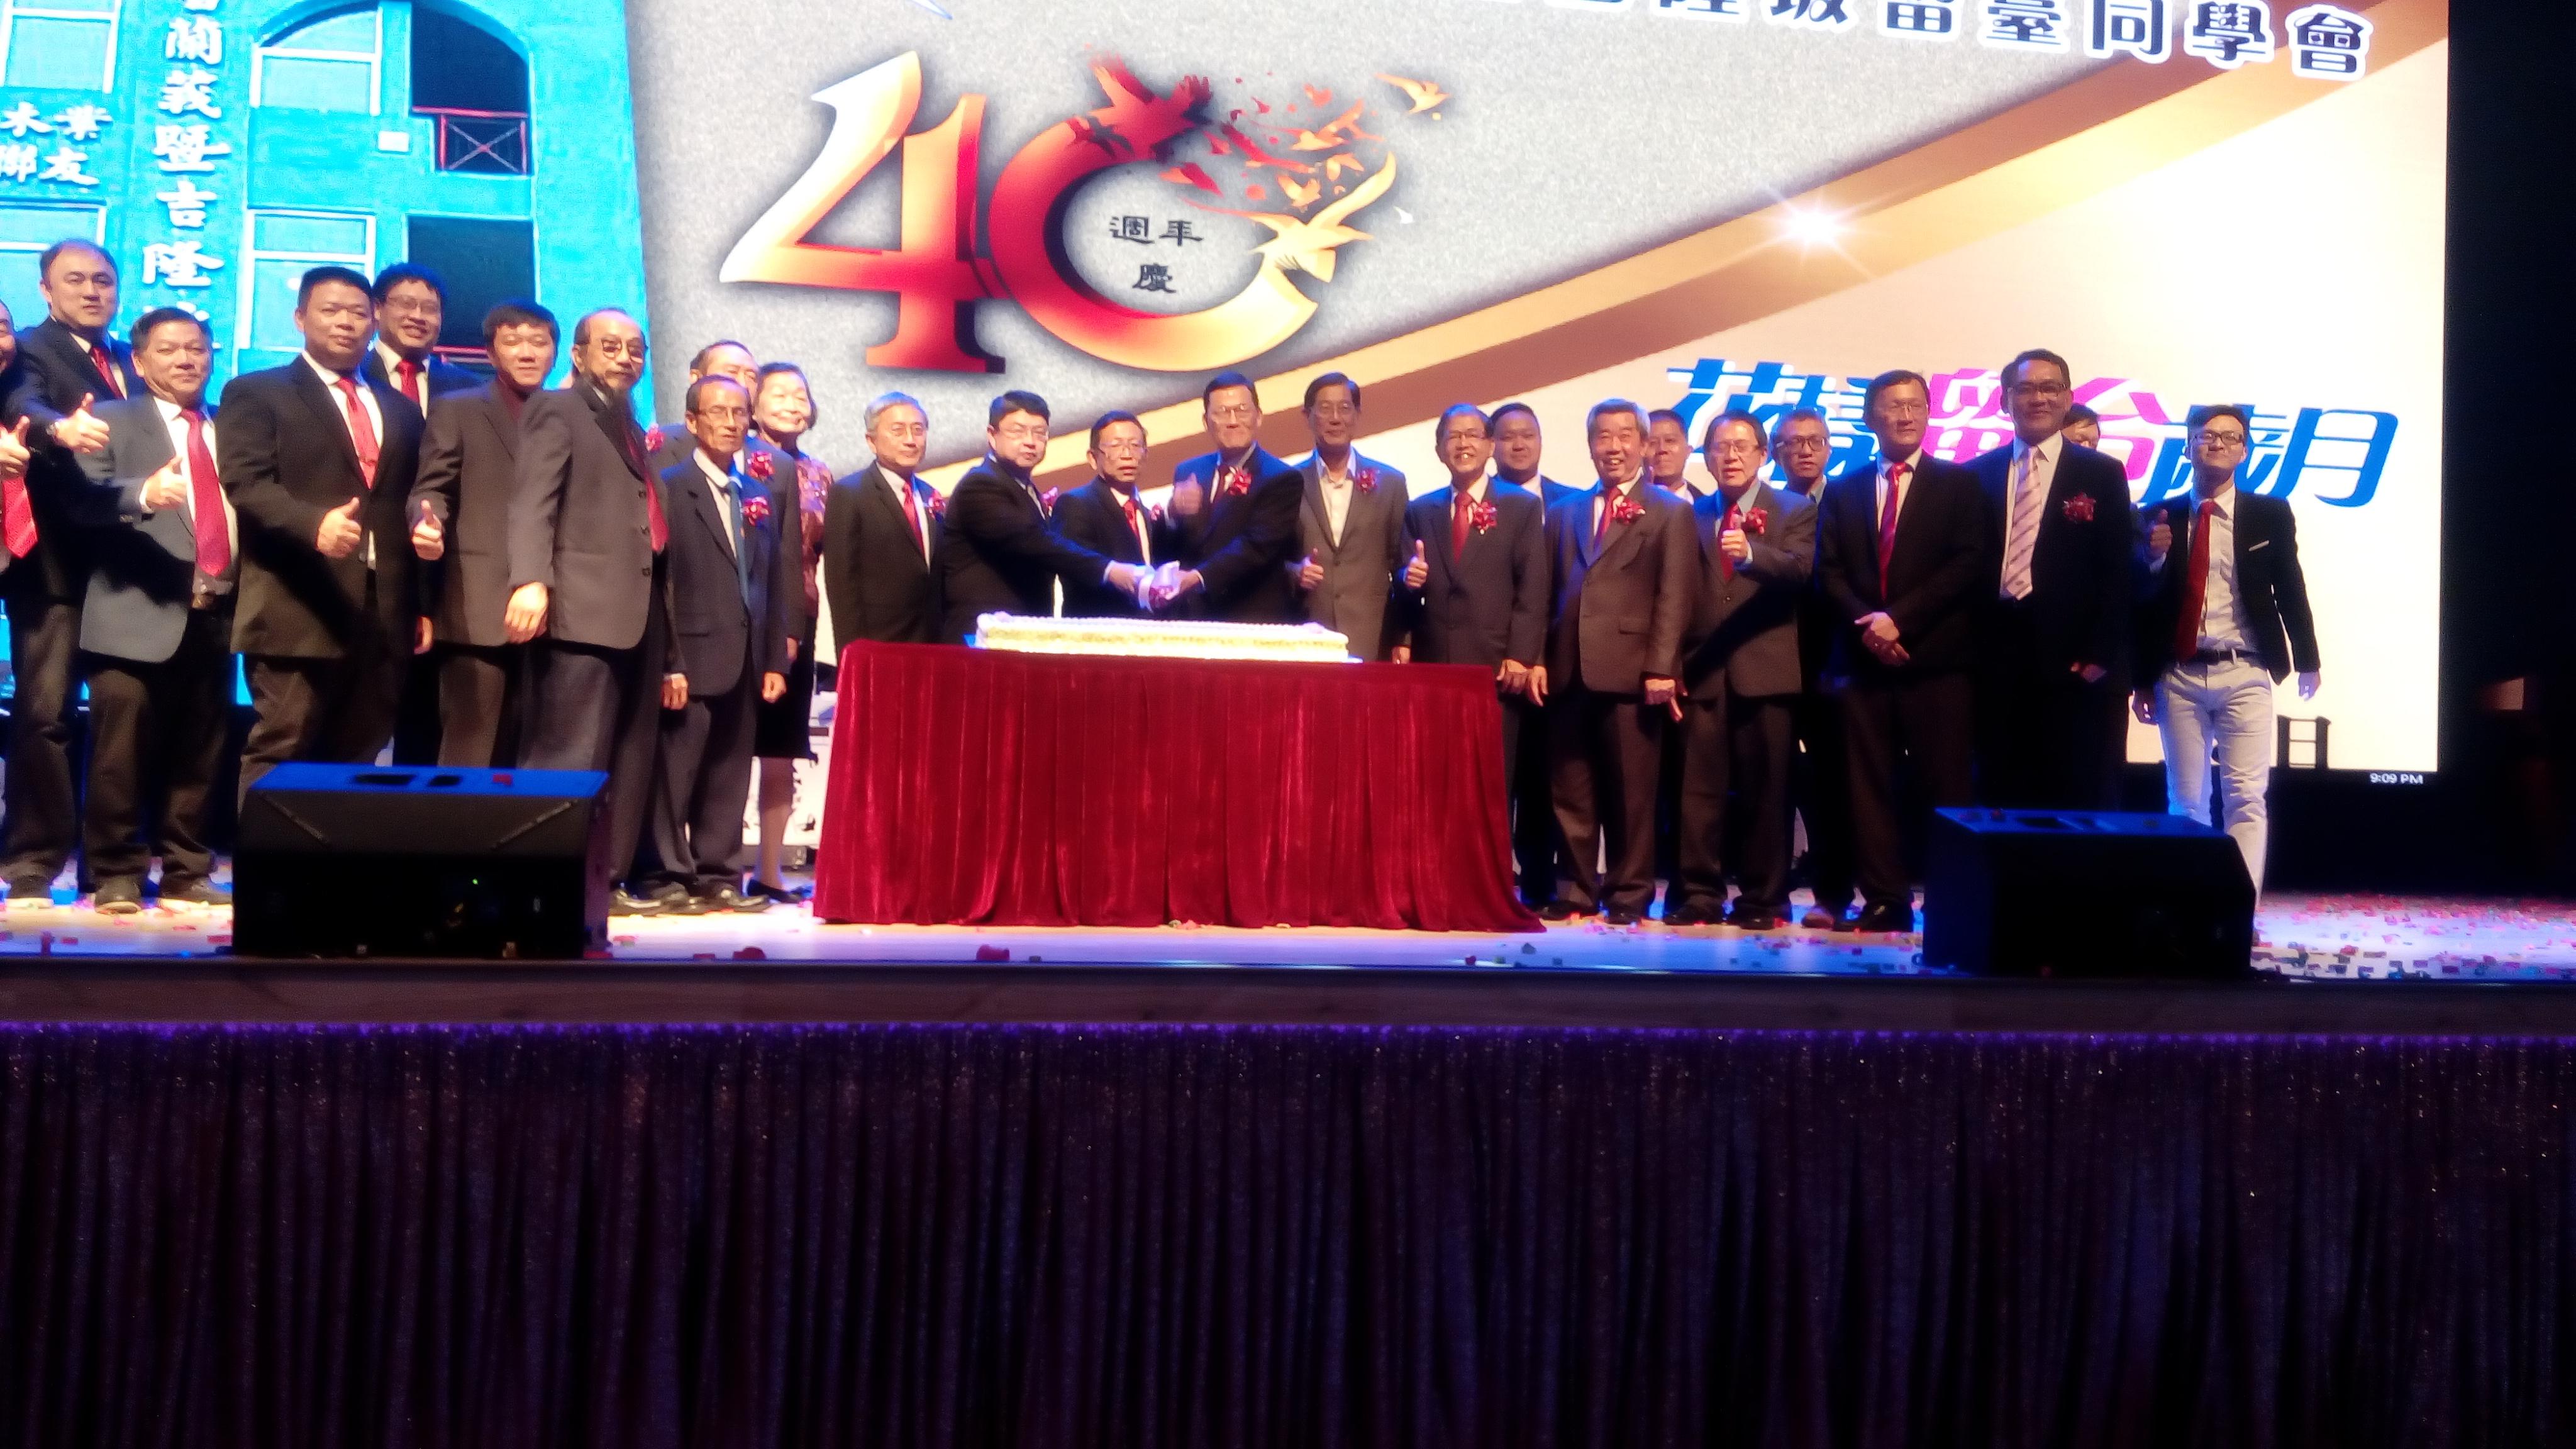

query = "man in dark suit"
1645;408;1714;502
508;306;675;914
362;263;482;413
69;308;236;912
1158;371;1302;621
221;265;424;804
823;391;943;649
406;299;557;767
2134;404;2321;893
1772;406;1857;929
640;375;792;914
1397;404;1548;891
1050;411;1176;618
1531;399;1695;924
1816;370;1990;933
1288;372;1409;658
935;391;1146;641
1489;398;1574;904
1;239;143;903
1492;401;1580;506
1969;347;2136;809
1666;411;1815;930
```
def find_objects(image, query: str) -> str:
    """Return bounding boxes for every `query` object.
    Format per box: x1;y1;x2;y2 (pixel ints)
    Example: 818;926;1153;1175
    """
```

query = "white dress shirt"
1871;448;1924;528
145;396;239;564
302;352;380;567
374;339;430;410
696;448;742;555
2187;484;2253;654
1106;484;1154;564
1317;459;1355;546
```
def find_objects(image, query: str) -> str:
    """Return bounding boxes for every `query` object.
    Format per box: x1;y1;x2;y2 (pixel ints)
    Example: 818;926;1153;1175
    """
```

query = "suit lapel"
482;385;519;460
1299;457;1331;555
44;324;128;401
289;362;369;483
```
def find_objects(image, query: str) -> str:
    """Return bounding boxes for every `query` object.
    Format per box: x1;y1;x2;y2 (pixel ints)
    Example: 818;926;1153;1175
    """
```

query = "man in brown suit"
1289;372;1411;658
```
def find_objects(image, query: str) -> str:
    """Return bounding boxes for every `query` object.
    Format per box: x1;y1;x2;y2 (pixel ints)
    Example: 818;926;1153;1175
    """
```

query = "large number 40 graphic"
721;52;1319;374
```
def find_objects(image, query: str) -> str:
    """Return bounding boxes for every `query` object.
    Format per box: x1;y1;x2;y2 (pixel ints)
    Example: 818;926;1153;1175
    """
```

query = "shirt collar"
2197;480;2237;516
1450;474;1488;502
300;350;359;386
374;339;423;375
2014;433;2060;467
695;447;738;487
1882;449;1923;478
153;395;197;423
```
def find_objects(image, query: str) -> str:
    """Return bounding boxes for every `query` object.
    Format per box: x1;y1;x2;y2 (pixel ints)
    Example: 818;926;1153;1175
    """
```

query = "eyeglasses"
591;338;647;360
1706;440;1765;458
1775;435;1829;452
993;423;1048;444
2007;382;2069;399
2194;431;2248;448
1206;404;1256;423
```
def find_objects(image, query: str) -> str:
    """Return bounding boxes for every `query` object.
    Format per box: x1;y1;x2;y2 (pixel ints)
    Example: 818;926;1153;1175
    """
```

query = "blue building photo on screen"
0;0;649;699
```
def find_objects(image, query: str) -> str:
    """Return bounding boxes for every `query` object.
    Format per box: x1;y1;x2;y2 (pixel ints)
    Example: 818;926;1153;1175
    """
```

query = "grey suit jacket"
73;395;237;665
409;382;522;647
509;383;666;655
1543;481;1696;694
1291;452;1409;658
1680;482;1814;699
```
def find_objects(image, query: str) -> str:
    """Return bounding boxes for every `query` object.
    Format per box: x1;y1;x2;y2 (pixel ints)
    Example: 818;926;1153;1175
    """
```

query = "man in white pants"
2133;404;2321;891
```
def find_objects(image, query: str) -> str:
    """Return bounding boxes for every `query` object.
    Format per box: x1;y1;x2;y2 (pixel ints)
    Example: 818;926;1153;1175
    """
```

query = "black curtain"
2;1025;2569;1447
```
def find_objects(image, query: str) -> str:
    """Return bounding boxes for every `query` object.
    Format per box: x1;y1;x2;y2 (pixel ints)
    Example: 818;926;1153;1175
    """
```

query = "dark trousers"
647;669;757;893
1549;687;1663;914
1842;669;1974;912
82;608;232;890
1674;686;1795;916
391;649;441;765
1;592;82;889
435;642;523;768
1975;606;2123;809
239;628;402;808
1513;696;1558;906
523;631;664;892
1792;685;1855;914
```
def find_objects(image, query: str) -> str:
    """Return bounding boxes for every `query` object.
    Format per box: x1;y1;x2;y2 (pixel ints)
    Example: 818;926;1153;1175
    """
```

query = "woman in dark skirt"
747;362;831;903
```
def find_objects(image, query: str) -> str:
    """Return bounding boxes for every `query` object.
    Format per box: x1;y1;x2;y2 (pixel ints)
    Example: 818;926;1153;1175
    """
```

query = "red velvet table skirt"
814;642;1542;931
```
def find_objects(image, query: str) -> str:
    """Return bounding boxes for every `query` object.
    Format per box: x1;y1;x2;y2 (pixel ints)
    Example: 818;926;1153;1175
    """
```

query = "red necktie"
332;376;379;488
396;358;424;411
899;478;924;555
181;407;228;577
2174;500;2218;662
1719;503;1740;580
2;462;35;558
1452;487;1474;560
1593;486;1619;545
1121;492;1140;540
1875;462;1909;585
89;341;125;399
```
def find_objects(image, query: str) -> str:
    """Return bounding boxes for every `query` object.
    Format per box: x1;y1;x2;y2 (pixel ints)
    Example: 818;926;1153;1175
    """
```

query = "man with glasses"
363;264;479;411
509;308;676;913
1287;372;1412;658
1968;348;2136;809
1814;370;1985;933
1772;407;1857;928
2135;404;2319;892
935;391;1148;641
1159;371;1303;621
1052;410;1172;618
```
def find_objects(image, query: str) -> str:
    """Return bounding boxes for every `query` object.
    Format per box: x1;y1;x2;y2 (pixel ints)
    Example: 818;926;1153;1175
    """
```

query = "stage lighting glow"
1779;206;1848;248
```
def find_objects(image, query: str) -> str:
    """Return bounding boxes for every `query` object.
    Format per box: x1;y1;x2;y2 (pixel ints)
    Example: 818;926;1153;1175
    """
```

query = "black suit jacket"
218;360;423;658
1543;480;1696;694
822;463;942;649
1170;446;1302;623
934;457;1115;643
1970;438;2135;674
408;382;523;647
1050;478;1174;618
1;318;145;600
72;396;238;664
509;383;669;657
2135;489;2320;682
1815;453;1989;678
1398;480;1546;669
1681;483;1814;699
362;348;482;409
657;456;791;697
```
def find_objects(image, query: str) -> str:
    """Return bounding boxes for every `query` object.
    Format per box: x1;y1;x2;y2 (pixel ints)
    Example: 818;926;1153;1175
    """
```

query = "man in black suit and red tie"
1397;403;1548;892
362;263;480;413
1158;371;1302;621
406;299;558;767
1969;347;2136;809
1489;398;1574;901
1530;399;1696;925
1491;401;1579;508
1666;410;1815;930
935;391;1147;641
1051;411;1175;618
1771;406;1858;929
69;308;238;913
823;392;943;649
508;306;675;914
1816;370;1989;933
639;375;793;914
220;265;425;804
2134;404;2321;894
1;239;144;904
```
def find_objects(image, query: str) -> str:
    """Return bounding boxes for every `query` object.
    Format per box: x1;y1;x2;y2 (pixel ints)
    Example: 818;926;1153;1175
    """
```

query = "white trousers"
2155;657;2273;892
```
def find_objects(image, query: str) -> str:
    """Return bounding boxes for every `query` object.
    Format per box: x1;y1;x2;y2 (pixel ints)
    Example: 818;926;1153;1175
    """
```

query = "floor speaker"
235;763;610;958
1923;808;2255;979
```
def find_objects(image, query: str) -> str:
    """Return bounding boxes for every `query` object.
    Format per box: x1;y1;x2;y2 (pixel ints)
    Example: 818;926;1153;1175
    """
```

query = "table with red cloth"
814;641;1542;931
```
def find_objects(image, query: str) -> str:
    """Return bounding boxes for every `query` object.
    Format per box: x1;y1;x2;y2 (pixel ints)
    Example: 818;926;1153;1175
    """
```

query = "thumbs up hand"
1402;539;1429;589
54;394;110;454
1295;552;1324;591
0;418;30;479
411;502;445;560
140;457;189;512
316;496;365;558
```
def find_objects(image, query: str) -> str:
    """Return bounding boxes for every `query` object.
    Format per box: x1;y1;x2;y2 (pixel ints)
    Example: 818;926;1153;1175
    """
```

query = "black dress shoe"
750;879;809;905
1660;904;1706;928
1724;904;1782;931
697;884;772;914
6;876;54;905
610;886;667;916
157;879;232;907
1602;909;1643;927
1537;901;1589;922
1801;906;1839;930
1852;903;1916;933
93;879;145;915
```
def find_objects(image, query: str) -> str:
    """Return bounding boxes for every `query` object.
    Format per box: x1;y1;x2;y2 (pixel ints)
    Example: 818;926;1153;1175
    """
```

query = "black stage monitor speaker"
235;763;611;958
1923;809;2255;980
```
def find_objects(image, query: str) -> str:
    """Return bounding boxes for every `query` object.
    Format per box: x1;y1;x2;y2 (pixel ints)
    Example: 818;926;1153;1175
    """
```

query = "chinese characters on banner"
1667;357;2399;509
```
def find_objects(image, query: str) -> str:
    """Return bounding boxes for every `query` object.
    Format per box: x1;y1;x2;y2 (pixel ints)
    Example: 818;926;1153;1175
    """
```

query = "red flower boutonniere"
1355;466;1380;496
1038;487;1060;517
643;425;666;453
1148;503;1168;525
745;450;775;482
1610;495;1646;527
1223;466;1252;497
1742;509;1768;536
2062;494;2096;524
741;494;772;526
1470;499;1499;535
928;491;947;519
